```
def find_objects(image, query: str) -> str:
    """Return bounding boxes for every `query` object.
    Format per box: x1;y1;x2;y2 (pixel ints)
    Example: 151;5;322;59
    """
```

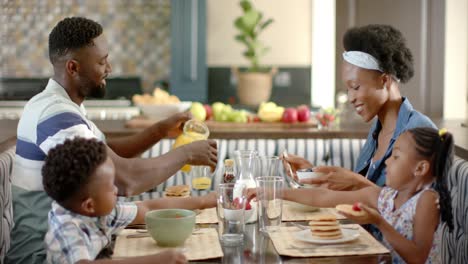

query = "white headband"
342;51;383;72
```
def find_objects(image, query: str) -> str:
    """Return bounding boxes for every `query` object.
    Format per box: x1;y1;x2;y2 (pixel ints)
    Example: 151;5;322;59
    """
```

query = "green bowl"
145;209;196;247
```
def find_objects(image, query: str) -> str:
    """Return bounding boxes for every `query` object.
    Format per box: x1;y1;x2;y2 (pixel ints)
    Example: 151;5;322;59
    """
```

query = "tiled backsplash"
1;0;171;93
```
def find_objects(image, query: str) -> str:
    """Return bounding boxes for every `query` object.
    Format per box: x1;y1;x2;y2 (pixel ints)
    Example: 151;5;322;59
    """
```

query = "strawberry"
245;201;252;210
352;202;361;211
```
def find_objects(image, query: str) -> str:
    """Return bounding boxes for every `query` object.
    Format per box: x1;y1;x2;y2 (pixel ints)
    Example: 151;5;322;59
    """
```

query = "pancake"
164;185;191;197
336;204;367;217
308;213;343;240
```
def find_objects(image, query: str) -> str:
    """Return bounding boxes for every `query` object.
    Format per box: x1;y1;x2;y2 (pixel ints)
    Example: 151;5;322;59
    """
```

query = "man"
7;17;217;263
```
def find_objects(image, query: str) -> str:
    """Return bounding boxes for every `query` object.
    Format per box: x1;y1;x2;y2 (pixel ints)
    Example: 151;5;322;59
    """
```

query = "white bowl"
296;168;325;181
136;101;192;120
224;208;254;222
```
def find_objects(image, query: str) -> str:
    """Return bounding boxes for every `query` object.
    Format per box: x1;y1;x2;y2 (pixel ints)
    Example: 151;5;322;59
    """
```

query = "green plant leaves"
234;0;274;72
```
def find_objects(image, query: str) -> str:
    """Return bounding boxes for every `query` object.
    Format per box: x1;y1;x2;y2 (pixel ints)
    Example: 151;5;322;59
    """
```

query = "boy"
42;137;216;263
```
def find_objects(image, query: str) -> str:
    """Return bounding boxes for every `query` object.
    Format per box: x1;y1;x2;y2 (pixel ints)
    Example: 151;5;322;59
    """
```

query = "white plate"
294;228;360;244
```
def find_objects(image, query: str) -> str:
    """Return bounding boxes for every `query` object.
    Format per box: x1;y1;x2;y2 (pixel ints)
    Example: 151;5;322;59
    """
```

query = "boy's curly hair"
343;24;414;83
48;17;102;64
42;137;107;204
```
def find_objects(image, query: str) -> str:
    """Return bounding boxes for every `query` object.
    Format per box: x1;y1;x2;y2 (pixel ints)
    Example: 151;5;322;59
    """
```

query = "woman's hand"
299;166;367;191
337;203;382;226
281;153;313;181
183;139;218;171
159;112;192;138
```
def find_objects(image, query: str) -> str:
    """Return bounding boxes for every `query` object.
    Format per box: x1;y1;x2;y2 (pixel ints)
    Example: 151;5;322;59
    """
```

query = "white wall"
444;0;468;119
206;0;312;67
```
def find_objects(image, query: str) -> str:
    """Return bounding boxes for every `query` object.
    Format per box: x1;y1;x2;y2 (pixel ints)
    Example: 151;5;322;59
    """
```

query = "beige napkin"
269;224;389;257
196;208;218;224
282;201;346;221
113;228;223;260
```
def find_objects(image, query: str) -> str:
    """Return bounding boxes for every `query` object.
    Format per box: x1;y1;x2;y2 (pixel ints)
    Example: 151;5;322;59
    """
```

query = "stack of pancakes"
164;185;190;198
308;214;343;240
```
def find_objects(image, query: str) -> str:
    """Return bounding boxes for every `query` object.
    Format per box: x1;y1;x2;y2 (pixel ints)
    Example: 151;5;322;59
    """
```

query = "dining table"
112;207;392;263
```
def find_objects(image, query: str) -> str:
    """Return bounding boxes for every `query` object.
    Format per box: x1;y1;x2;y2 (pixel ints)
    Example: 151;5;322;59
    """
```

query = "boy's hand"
337;202;382;225
153;249;187;264
201;192;217;209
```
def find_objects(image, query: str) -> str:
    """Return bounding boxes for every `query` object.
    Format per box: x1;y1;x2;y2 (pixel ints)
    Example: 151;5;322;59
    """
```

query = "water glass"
257;156;280;177
217;183;247;246
256;176;284;234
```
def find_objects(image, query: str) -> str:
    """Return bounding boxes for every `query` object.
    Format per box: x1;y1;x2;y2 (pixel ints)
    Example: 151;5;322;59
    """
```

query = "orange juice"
172;120;209;172
192;177;211;190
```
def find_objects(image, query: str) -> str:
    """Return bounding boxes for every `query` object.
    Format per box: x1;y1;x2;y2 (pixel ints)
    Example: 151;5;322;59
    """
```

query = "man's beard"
88;83;106;98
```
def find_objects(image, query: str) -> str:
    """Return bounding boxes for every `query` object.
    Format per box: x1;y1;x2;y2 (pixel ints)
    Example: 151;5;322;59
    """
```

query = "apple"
212;102;225;120
204;104;213;120
281;108;298;123
297;105;310;122
190;102;207;121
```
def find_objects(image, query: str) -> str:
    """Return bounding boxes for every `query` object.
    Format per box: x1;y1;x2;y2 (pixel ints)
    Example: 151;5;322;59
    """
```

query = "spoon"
282;150;302;189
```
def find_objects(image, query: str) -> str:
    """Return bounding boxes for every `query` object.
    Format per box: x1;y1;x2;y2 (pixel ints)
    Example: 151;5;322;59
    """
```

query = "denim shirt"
354;98;436;186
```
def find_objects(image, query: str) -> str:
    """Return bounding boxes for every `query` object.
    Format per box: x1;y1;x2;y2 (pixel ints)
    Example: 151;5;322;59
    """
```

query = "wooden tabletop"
1;118;467;159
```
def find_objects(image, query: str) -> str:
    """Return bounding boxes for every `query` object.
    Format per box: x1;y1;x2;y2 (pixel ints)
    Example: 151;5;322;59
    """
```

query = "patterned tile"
0;0;171;93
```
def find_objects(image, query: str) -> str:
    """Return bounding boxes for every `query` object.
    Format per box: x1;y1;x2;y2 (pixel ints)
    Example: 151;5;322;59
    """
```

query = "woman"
285;24;436;190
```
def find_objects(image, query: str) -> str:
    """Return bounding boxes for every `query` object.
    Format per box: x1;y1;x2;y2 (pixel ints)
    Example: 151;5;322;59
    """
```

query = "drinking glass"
191;165;212;190
256;176;284;234
257;156;280;177
217;183;247;246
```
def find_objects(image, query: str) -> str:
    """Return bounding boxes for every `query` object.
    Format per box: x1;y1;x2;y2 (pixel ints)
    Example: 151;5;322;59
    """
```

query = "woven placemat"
282;201;346;221
113;228;223;260
196;208;218;224
269;224;389;257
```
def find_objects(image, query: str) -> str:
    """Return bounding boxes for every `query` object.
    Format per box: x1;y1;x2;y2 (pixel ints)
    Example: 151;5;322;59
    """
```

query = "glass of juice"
191;165;212;190
172;119;210;172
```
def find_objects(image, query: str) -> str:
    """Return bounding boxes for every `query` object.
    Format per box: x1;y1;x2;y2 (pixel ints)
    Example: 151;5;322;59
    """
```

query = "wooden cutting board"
125;117;317;129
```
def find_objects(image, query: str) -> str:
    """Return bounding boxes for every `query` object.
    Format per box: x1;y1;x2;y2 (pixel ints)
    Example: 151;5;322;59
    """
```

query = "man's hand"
183;139;218;171
281;153;313;181
159;112;192;138
299;166;362;191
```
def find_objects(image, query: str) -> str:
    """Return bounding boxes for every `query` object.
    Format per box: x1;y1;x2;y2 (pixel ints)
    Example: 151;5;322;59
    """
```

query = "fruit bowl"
136;101;192;120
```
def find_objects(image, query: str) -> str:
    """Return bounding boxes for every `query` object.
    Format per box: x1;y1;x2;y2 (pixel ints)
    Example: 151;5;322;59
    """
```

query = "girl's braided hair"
408;127;454;231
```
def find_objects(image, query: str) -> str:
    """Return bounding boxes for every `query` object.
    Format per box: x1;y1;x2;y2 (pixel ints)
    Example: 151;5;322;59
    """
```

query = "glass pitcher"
233;150;259;223
172;119;209;172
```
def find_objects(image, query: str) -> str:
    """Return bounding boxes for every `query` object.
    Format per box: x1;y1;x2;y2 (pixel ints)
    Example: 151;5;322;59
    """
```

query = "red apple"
204;104;213;120
296;105;310;122
281;108;298;123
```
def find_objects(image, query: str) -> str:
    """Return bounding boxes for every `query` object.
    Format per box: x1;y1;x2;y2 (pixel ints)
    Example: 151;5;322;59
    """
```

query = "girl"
284;25;436;190
279;127;454;263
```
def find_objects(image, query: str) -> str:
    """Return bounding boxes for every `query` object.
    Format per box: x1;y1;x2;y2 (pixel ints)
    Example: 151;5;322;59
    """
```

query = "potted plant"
232;0;276;107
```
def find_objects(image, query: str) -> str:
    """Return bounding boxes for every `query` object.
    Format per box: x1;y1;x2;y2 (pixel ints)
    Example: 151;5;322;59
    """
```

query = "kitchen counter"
1;119;467;159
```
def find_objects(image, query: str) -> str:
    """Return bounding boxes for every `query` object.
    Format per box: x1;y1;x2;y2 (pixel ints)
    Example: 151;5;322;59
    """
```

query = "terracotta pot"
232;67;277;107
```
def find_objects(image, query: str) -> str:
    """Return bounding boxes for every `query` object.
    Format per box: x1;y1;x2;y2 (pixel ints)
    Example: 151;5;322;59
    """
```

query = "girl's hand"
281;153;313;181
299;166;363;191
337;202;382;225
